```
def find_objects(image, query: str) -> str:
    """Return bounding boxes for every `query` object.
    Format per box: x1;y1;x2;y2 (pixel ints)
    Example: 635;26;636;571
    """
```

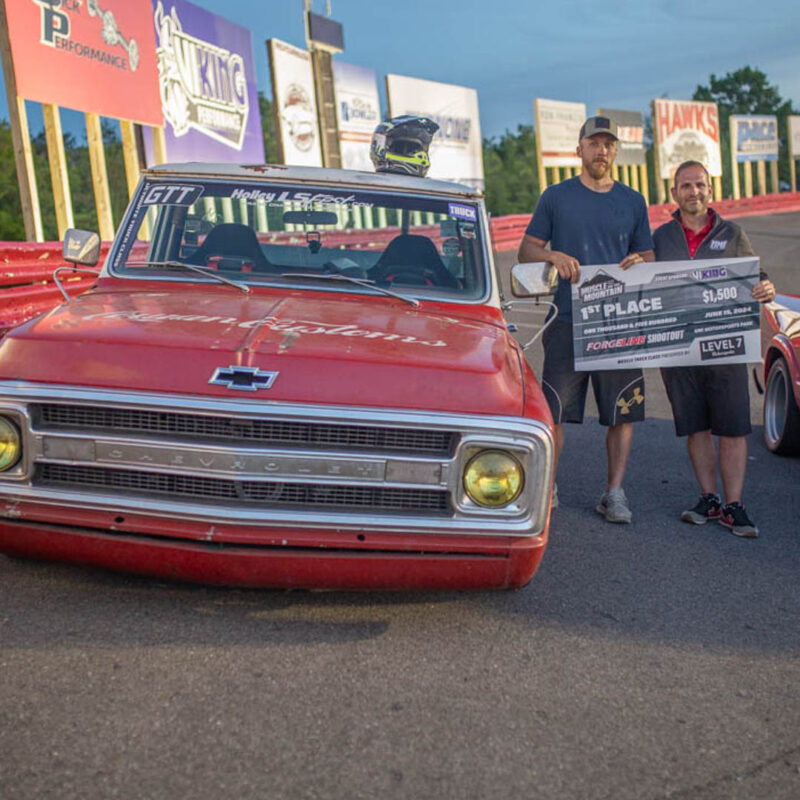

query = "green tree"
0;120;26;240
482;125;540;217
693;66;798;196
258;92;279;163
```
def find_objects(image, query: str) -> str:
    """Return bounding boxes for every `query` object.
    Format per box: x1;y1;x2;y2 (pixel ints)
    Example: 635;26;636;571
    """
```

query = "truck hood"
0;286;526;415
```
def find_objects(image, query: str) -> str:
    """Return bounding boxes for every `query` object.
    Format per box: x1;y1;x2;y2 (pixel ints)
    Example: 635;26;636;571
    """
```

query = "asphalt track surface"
1;213;799;800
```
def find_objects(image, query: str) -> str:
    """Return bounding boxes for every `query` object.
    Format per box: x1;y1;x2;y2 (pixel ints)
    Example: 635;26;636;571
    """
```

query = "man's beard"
585;159;611;180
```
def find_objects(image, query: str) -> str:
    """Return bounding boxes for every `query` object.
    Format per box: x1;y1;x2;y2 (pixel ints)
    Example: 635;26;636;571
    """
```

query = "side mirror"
510;262;557;297
63;228;101;267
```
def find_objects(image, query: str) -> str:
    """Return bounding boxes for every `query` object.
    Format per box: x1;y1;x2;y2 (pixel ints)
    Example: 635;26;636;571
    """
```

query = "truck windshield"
111;178;488;301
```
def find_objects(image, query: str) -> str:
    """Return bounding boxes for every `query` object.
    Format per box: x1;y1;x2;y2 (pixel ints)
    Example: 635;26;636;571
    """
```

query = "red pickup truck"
0;163;554;589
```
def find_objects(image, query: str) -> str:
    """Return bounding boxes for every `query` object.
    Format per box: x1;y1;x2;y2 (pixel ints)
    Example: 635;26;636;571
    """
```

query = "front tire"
763;357;800;455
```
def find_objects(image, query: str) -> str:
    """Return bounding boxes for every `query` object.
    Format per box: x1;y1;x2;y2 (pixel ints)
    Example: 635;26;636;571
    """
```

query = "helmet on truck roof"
370;115;440;178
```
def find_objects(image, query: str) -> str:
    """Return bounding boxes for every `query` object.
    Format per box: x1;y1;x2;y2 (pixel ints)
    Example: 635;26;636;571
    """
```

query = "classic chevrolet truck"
0;163;554;589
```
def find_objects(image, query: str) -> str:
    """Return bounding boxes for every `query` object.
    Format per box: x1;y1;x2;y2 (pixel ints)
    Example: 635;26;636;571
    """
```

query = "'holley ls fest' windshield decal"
229;188;373;207
80;310;448;347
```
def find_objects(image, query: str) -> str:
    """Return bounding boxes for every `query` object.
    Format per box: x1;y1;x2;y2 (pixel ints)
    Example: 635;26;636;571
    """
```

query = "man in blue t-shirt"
517;116;654;524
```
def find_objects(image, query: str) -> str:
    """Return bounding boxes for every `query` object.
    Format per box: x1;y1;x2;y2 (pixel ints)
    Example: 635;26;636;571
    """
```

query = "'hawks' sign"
653;99;722;179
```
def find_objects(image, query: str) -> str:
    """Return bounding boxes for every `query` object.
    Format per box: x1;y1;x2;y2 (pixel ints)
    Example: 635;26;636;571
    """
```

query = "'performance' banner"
572;258;761;371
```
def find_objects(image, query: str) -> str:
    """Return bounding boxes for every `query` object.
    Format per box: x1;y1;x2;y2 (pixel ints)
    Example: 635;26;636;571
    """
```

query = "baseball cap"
579;116;618;141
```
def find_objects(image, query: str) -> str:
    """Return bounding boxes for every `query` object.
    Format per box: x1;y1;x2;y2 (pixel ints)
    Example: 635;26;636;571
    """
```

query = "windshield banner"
571;257;761;371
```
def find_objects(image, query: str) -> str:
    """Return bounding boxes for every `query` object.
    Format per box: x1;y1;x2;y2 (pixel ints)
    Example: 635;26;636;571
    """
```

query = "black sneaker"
719;502;759;538
681;493;721;525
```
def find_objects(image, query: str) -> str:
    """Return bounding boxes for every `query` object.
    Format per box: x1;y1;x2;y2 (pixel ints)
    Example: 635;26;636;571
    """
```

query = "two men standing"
518;119;774;535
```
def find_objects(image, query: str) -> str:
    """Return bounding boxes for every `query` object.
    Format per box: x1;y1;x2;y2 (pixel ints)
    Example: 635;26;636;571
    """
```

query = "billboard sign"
386;74;484;190
791;116;800;158
333;62;380;172
597;108;645;166
4;0;162;125
731;115;779;162
267;38;323;167
653;99;721;179
150;0;264;162
534;98;586;168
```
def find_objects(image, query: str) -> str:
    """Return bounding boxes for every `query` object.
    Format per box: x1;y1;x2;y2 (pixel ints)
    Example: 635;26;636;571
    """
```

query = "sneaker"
681;493;721;525
551;483;559;509
596;487;632;524
719;502;759;538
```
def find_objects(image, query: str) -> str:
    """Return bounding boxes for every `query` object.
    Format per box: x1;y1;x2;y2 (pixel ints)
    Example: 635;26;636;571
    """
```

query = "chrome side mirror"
63;228;101;267
510;262;557;297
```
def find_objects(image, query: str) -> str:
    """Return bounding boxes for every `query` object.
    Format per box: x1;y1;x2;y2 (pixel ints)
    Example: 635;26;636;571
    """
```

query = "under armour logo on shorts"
616;387;644;415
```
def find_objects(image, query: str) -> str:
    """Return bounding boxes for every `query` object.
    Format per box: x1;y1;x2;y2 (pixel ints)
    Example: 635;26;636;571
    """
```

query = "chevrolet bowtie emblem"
209;366;279;391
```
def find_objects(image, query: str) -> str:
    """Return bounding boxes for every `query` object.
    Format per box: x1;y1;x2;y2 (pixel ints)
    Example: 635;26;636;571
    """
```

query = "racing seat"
184;223;276;273
370;234;459;289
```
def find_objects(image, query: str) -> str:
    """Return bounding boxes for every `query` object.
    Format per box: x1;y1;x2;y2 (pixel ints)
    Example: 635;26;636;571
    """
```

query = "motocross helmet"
370;115;440;177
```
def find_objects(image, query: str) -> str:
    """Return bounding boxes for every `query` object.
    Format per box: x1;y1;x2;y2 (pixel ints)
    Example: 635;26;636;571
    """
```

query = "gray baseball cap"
579;116;619;141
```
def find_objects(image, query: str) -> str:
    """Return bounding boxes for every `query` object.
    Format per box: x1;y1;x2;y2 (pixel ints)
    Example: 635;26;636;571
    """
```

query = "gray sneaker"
596;487;632;524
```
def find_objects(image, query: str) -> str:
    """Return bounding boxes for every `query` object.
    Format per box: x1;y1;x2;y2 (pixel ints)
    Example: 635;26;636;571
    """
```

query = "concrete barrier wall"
0;242;110;338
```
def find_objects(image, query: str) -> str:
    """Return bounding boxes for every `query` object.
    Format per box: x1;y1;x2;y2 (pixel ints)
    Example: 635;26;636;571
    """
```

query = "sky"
1;0;799;142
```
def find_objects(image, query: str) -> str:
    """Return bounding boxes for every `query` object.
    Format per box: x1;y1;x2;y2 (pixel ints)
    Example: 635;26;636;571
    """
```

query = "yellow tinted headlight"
463;450;523;507
0;417;21;471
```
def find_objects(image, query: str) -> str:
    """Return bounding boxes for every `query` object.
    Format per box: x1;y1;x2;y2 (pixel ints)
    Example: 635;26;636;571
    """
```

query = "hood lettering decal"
81;310;448;347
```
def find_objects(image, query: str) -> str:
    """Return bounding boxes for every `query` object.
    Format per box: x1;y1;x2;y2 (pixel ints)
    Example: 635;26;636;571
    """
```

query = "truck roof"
144;162;482;199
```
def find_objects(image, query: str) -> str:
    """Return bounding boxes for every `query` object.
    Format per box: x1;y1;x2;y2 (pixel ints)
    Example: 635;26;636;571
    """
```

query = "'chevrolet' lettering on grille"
209;366;279;391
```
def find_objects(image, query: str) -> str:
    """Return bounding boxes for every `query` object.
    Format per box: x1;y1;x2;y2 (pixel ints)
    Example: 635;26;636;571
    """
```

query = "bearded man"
517;116;654;523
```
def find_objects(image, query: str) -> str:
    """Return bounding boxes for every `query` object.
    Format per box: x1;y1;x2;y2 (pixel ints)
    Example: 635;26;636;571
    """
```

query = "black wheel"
763;357;800;455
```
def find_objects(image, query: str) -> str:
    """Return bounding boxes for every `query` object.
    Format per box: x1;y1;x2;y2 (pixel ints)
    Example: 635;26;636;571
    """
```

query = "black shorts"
541;320;645;426
660;364;751;437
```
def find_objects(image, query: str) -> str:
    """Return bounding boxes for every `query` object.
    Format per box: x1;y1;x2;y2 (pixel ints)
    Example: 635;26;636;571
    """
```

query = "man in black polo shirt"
653;160;775;537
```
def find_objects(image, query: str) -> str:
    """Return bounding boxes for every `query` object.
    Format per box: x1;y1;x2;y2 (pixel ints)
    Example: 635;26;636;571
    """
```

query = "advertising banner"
150;0;264;163
731;115;779;162
571;257;761;371
386;74;484;190
333;62;380;172
653;99;721;179
597;108;645;166
789;116;800;158
534;98;585;168
4;0;162;125
268;38;323;167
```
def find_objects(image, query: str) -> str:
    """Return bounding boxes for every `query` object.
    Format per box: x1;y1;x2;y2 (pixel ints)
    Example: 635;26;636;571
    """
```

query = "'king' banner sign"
5;0;162;125
150;0;264;162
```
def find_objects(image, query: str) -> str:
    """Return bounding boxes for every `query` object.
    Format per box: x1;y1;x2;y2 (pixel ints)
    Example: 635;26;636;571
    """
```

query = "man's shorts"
660;364;751;437
541;320;645;426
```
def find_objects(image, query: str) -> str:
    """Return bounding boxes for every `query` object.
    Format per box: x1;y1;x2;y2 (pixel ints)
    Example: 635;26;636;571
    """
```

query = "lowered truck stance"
0;163;554;589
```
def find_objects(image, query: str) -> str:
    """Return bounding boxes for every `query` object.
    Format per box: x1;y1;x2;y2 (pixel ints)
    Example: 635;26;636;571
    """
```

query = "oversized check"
571;257;761;371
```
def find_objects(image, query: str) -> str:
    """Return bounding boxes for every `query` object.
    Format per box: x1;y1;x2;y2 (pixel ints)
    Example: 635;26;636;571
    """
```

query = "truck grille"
33;403;455;457
37;464;449;513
